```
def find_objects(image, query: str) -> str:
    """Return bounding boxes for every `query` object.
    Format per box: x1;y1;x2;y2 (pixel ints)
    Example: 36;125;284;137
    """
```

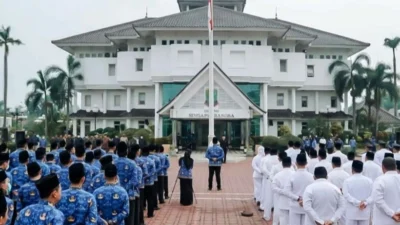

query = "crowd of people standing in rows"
0;137;171;225
253;139;400;225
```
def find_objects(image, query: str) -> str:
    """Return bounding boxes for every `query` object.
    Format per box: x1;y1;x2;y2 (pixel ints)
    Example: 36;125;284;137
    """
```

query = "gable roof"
157;62;265;115
52;6;369;48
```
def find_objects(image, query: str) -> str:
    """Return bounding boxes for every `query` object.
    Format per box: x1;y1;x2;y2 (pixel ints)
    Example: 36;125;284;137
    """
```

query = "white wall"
272;52;306;83
132;87;155;109
319;91;341;112
106;90;127;111
296;90;316;111
79;58;119;86
268;87;290;109
80;90;104;110
116;51;151;83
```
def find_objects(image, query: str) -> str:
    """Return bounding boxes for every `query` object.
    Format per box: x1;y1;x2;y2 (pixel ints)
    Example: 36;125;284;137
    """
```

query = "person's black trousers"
153;181;159;208
208;166;221;190
134;196;140;225
157;176;165;203
223;149;227;163
163;176;169;199
139;188;145;224
144;185;154;217
125;199;135;225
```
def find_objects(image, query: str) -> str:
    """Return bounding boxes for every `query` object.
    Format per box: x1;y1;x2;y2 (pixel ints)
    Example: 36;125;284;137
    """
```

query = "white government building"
52;0;369;148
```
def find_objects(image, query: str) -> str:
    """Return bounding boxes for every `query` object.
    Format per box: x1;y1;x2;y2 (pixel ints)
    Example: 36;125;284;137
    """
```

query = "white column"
126;119;131;129
292;88;296;113
102;119;106;129
263;83;268;136
292;119;296;135
73;92;78;112
90;120;95;131
103;90;107;113
126;87;131;112
154;83;160;137
172;120;177;147
315;91;319;114
344;92;349;130
80;120;85;137
72;119;77;136
245;120;250;149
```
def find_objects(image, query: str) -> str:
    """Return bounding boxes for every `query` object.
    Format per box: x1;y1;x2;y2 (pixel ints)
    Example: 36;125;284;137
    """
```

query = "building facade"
52;0;369;147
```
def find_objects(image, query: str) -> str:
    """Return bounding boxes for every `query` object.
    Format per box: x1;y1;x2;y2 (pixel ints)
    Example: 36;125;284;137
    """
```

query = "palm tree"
367;63;398;135
46;55;83;126
0;26;22;129
384;37;400;116
328;54;370;135
25;70;57;138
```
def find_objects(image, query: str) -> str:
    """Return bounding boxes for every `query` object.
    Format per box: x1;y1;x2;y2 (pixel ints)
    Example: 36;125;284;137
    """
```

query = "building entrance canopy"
158;62;265;120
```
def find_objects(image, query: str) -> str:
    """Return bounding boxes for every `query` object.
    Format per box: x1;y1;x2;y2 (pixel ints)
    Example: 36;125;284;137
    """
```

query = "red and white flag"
208;0;213;31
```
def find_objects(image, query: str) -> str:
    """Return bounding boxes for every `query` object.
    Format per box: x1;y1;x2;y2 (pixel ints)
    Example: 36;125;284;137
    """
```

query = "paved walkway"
145;152;268;225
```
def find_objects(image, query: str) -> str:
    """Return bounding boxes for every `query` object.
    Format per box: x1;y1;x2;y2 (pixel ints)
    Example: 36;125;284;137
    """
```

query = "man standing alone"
205;137;224;191
220;136;228;163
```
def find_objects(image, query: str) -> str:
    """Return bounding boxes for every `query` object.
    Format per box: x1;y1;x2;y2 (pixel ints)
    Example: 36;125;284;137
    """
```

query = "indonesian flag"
208;0;213;31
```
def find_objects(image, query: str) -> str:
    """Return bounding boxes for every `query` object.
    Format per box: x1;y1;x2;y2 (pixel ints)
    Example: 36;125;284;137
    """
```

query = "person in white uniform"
252;146;265;204
272;157;295;225
361;144;374;162
307;149;319;175
328;157;350;191
284;153;314;225
289;141;306;165
372;157;400;225
374;141;392;167
392;144;400;160
285;141;295;158
342;160;373;225
327;142;348;165
303;166;345;225
362;151;383;182
261;148;279;221
259;147;271;210
342;152;355;175
270;151;290;179
315;149;333;173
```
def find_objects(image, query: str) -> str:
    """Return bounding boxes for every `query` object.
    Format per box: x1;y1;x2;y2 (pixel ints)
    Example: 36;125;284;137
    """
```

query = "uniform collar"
385;171;398;175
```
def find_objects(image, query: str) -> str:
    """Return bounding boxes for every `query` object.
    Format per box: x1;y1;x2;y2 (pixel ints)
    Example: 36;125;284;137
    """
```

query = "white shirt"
374;148;392;166
327;150;348;164
271;168;295;210
342;160;353;175
252;148;265;178
284;168;314;213
306;158;319;175
314;159;333;173
361;153;366;162
270;163;295;179
328;167;350;190
303;179;345;225
285;147;294;158
372;171;400;225
260;154;271;179
261;155;279;179
362;160;383;182
394;153;400;161
342;173;373;220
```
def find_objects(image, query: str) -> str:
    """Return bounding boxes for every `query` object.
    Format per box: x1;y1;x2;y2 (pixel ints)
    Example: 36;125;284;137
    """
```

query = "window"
332;55;337;59
213;40;218;46
301;122;308;130
105;53;110;58
280;59;287;72
220;40;226;45
114;95;121;107
136;59;143;71
268;120;273;126
112;52;117;57
277;121;284;136
249;40;254;45
184;40;190;44
91;53;97;57
85;53;90;57
326;55;331;59
206;40;210;45
161;40;167;45
84;95;91;107
79;53;84;58
138;93;146;105
108;64;116;76
114;121;121;131
233;40;239;45
197;40;203;45
277;93;284;106
301;96;308;107
338;55;343;60
177;40;182;44
307;65;314;77
133;47;138;52
256;40;261;46
285;48;290;52
97;53;103;57
331;96;337;108
320;55;324;59
139;47;145;52
241;40;246;44
139;121;145;129
308;54;314;59
272;48;276;52
169;40;175;45
278;48;283;52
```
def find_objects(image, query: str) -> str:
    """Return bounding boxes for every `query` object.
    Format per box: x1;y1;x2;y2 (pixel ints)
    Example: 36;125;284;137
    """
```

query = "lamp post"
86;105;100;130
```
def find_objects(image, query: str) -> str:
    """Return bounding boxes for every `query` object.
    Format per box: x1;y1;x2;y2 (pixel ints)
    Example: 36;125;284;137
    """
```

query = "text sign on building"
171;109;252;119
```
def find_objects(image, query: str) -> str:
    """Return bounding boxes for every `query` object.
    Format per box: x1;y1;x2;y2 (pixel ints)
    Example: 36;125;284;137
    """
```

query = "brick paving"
145;153;269;225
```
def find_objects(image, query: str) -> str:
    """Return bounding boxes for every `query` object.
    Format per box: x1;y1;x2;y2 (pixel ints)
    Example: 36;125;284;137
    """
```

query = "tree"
384;37;400;116
46;55;83;126
367;63;398;135
25;70;57;138
328;54;370;135
0;26;22;129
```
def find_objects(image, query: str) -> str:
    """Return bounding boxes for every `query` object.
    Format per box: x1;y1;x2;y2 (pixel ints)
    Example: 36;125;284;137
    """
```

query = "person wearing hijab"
178;151;194;206
252;146;265;204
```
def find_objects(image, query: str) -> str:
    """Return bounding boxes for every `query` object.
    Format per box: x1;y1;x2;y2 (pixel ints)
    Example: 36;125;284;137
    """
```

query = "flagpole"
208;0;215;143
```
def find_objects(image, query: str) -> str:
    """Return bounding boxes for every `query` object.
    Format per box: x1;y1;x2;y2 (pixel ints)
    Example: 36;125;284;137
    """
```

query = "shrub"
133;128;152;142
278;125;291;136
330;122;343;136
120;128;137;140
250;136;264;145
356;136;363;142
261;136;280;149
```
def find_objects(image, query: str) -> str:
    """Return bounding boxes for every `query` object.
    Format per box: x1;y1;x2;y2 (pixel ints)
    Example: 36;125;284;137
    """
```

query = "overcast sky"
1;0;400;108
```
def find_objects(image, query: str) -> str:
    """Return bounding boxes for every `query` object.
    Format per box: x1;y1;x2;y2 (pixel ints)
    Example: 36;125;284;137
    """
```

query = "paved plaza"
145;152;269;225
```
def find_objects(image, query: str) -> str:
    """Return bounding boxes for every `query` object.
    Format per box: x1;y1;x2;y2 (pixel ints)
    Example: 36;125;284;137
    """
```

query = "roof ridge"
271;18;369;46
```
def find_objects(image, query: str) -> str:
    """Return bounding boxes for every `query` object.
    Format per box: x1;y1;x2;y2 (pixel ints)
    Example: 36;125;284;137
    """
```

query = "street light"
86;105;100;130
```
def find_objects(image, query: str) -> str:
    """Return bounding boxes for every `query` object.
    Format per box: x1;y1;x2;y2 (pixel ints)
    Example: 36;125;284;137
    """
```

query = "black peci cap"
35;173;60;199
104;164;117;178
0;170;7;182
0;153;9;161
27;162;41;177
99;155;113;167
